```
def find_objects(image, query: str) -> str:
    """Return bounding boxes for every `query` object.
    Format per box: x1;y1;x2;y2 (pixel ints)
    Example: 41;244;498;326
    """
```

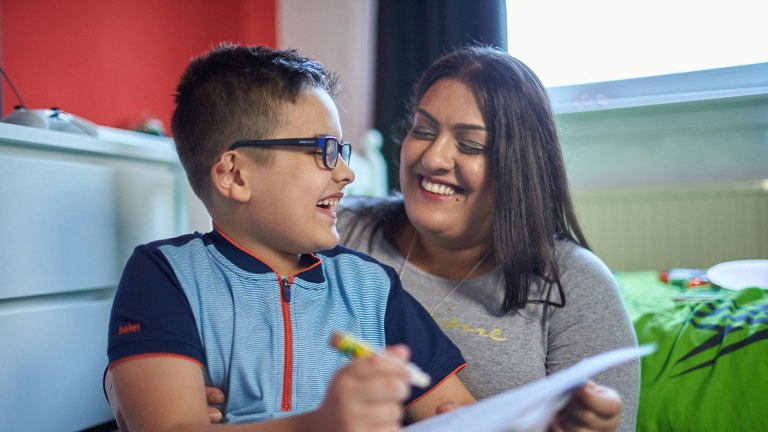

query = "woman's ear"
211;151;252;203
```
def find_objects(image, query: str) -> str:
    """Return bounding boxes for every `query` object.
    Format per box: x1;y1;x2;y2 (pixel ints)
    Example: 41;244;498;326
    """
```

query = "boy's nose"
334;158;355;185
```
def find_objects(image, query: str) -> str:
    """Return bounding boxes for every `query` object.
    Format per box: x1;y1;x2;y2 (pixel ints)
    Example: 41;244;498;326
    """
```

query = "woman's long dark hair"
346;45;589;312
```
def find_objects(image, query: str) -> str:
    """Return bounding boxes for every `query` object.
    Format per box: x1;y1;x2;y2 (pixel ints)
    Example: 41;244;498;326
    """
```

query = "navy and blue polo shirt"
108;228;466;424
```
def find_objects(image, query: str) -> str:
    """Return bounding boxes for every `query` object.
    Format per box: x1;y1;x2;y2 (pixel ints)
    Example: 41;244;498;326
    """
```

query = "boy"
106;44;474;431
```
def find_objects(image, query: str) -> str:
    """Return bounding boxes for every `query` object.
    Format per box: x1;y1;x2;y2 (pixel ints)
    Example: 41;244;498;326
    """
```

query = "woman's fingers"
207;406;223;424
551;381;621;432
205;386;226;405
577;381;621;419
205;386;225;423
435;401;461;415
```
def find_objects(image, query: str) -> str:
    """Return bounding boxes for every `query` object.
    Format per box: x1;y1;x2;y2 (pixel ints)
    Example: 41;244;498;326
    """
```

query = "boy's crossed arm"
106;345;474;432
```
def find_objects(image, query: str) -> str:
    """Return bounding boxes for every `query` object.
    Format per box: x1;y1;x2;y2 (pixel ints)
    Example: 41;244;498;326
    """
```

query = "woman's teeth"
421;178;457;195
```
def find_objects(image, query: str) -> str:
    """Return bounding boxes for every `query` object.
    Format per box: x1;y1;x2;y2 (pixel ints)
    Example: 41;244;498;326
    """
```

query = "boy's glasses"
229;136;351;170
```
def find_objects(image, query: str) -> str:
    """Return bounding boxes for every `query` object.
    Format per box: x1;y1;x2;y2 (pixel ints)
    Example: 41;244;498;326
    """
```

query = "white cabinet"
0;299;114;432
0;155;118;300
0;123;209;431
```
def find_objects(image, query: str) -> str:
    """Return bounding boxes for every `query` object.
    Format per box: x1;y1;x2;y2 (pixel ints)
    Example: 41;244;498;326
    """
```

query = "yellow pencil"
331;331;432;388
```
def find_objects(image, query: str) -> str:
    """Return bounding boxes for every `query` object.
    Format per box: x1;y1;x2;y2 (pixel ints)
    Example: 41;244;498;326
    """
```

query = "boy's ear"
211;151;252;203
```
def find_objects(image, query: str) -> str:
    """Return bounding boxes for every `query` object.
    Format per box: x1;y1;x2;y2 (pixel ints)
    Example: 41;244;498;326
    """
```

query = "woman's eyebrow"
454;123;486;132
415;108;486;131
415;108;439;126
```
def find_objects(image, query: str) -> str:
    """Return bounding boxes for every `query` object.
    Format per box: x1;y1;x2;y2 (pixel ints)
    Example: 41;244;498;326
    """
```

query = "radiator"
572;180;768;271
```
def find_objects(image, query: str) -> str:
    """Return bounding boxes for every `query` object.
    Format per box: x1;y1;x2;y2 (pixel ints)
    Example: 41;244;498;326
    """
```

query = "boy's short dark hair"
171;43;340;205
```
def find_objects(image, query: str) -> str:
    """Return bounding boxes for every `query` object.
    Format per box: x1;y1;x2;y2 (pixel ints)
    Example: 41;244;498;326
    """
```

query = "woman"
336;45;638;432
188;45;636;431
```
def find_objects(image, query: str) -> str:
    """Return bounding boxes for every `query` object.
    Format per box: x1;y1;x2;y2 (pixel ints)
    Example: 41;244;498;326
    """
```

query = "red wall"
1;0;276;133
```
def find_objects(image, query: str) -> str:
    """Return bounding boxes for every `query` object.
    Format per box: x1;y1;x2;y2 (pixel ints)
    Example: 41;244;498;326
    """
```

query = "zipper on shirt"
281;276;292;302
279;275;294;411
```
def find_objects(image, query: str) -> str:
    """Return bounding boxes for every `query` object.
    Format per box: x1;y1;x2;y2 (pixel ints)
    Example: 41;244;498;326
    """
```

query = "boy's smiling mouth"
316;192;344;213
316;197;340;211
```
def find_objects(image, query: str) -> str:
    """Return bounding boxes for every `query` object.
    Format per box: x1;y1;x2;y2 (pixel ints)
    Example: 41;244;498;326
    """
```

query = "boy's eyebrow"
415;108;486;131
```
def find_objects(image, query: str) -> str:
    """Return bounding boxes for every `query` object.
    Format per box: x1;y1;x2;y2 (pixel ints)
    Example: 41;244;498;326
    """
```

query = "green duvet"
615;271;768;432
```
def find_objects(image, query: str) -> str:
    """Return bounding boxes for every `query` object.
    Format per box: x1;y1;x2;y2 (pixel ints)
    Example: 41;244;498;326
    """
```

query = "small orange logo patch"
118;323;141;335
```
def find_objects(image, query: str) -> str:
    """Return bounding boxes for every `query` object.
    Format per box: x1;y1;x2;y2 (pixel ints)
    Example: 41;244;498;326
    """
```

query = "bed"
614;270;768;431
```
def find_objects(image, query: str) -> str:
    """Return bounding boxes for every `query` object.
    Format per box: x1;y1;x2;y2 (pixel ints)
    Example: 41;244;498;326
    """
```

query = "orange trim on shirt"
212;222;322;276
212;223;277;270
279;274;295;411
404;362;468;409
300;254;324;273
108;353;202;370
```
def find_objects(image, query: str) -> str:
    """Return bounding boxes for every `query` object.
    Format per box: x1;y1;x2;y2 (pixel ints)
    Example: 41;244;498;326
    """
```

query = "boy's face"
238;87;355;259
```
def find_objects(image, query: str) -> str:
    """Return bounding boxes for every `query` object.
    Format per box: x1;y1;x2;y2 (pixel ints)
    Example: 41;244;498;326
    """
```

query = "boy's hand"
548;381;622;432
309;344;412;432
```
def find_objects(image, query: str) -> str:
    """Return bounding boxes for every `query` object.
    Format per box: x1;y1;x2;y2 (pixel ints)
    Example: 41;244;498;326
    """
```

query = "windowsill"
547;62;768;114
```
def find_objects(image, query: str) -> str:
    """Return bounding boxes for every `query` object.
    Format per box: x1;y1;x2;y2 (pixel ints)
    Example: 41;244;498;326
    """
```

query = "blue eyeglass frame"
228;136;351;170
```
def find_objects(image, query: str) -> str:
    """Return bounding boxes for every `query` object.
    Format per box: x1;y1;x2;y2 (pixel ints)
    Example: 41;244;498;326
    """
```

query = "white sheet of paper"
404;345;655;432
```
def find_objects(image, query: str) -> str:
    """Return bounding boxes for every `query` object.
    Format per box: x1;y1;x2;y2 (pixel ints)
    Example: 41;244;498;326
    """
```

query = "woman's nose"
420;134;455;173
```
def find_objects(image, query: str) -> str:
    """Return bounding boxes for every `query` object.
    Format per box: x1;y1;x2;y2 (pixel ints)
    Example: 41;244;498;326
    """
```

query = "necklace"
398;232;493;314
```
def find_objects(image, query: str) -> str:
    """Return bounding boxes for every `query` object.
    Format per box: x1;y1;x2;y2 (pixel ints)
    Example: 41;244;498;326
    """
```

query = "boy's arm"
109;348;413;432
109;356;220;432
404;374;476;422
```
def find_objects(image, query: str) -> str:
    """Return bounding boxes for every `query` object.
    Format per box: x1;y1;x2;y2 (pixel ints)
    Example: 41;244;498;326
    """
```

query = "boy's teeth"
317;198;338;209
421;178;456;195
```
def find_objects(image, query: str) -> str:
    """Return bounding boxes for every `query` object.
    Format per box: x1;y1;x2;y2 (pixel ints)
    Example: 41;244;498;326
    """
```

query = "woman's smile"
419;175;462;197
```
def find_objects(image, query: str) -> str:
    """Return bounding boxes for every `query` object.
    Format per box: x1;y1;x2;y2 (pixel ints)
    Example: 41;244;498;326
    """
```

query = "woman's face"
399;78;494;246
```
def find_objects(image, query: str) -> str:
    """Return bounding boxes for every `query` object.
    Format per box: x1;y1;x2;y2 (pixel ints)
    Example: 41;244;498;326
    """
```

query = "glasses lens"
324;138;338;168
340;142;351;165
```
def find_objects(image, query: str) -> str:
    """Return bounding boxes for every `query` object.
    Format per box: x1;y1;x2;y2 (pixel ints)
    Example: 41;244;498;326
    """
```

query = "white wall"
277;0;377;154
277;0;389;195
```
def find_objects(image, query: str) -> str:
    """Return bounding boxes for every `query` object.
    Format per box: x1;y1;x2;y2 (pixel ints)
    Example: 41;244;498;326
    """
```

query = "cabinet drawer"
0;155;118;300
0;299;114;431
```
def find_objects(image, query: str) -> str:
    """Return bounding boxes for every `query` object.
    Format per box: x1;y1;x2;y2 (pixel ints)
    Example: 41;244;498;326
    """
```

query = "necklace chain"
398;232;492;314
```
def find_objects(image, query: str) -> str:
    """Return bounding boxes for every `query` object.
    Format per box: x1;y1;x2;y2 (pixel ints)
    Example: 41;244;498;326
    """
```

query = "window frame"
547;62;768;114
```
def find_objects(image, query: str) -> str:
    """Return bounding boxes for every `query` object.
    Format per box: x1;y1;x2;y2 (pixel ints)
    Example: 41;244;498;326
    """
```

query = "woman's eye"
457;141;487;155
410;127;435;140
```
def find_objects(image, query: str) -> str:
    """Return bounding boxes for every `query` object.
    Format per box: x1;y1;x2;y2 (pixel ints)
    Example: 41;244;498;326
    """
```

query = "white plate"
706;260;768;290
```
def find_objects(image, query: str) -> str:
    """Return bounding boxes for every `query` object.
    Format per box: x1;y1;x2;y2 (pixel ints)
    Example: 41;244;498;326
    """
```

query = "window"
506;0;768;111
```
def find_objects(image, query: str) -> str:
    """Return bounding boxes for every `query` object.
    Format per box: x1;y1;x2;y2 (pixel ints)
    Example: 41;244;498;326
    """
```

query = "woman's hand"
205;386;225;423
549;381;622;432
